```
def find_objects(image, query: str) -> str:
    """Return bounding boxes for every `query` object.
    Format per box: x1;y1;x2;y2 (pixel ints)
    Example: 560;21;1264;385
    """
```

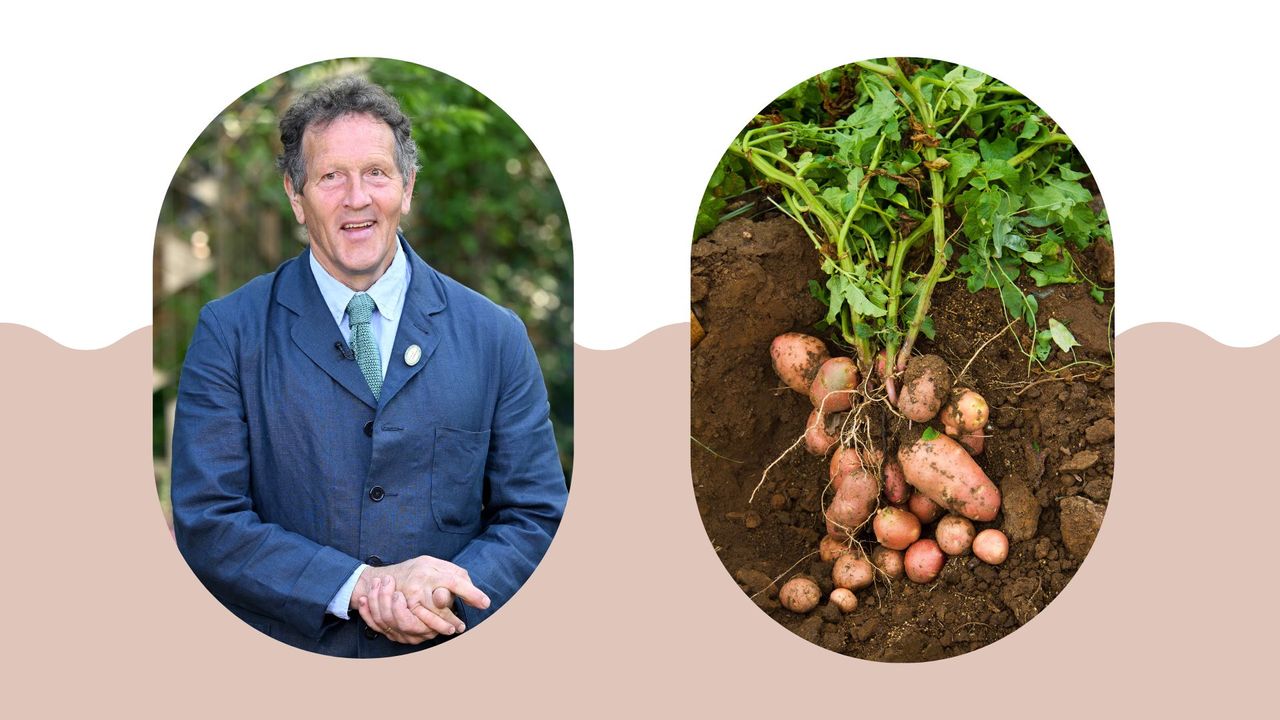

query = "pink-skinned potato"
779;576;822;613
957;429;986;456
907;491;944;524
825;469;879;537
973;529;1009;565
935;514;976;556
819;535;852;563
872;506;921;550
904;539;945;584
882;458;910;504
943;418;987;456
829;588;858;613
939;387;989;434
771;333;830;395
829;446;861;488
830;446;882;491
895;354;953;422
805;409;845;456
810;357;859;413
832;554;875;591
871;546;904;579
898;428;1001;522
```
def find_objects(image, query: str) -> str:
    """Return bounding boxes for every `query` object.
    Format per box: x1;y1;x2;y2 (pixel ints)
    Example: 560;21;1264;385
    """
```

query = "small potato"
871;546;904;579
882;459;910;504
809;357;860;413
819;535;851;563
779;576;822;613
907;492;943;524
804;409;845;456
825;469;879;536
939;387;989;434
956;429;986;456
935;514;976;556
904;539;945;584
830;588;858;613
973;529;1009;565
771;333;830;395
895;354;953;422
872;506;922;551
832;555;875;591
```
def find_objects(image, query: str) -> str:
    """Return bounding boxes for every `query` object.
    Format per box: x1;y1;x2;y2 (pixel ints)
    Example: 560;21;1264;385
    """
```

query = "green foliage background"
154;58;573;514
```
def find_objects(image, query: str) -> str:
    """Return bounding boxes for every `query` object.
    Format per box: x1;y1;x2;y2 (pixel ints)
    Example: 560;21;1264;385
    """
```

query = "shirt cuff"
326;564;368;620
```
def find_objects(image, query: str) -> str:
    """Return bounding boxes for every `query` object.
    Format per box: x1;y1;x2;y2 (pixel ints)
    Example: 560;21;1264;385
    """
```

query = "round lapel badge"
404;344;422;367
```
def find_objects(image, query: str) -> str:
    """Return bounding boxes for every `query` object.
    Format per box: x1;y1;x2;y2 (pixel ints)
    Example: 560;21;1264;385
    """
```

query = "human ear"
284;176;306;224
400;170;416;215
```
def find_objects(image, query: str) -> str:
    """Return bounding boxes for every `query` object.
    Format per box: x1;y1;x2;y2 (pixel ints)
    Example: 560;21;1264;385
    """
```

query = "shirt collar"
308;242;410;325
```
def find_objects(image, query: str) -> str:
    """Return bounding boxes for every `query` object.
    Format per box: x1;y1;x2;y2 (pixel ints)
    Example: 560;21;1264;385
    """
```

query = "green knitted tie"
347;292;382;401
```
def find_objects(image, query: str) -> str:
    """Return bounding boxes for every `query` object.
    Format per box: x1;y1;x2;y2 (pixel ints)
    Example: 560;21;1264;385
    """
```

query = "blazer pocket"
431;426;490;534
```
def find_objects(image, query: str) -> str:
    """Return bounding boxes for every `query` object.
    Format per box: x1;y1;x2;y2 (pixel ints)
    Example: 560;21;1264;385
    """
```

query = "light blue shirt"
308;243;410;380
308;243;411;619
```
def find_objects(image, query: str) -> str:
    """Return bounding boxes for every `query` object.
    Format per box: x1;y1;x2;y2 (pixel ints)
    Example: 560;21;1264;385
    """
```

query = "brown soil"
691;214;1115;662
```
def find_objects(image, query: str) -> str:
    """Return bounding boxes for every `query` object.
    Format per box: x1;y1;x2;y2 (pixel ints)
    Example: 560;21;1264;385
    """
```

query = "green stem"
1010;133;1071;166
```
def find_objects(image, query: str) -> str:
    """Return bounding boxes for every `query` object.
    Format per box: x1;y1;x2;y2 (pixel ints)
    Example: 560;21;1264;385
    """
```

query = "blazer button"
363;626;379;640
365;555;383;567
363;421;374;437
368;486;385;502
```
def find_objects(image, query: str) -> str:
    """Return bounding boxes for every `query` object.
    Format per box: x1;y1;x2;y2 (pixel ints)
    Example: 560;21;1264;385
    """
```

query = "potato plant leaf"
1048;318;1081;352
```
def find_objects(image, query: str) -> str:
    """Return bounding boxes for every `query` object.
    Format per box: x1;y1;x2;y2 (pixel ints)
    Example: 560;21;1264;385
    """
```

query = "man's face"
285;113;415;291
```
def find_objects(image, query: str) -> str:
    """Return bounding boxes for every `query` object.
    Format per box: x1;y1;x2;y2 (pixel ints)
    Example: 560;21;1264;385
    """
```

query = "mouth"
341;220;376;231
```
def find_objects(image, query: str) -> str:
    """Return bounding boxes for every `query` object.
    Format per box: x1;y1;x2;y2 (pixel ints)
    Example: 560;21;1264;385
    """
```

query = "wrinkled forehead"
300;112;398;163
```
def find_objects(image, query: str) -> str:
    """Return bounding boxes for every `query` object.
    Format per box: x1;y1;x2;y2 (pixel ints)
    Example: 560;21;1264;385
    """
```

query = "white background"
1;1;1276;349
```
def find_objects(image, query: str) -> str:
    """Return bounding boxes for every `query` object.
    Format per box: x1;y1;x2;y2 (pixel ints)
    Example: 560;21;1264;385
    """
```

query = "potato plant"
706;59;1111;617
700;57;1110;385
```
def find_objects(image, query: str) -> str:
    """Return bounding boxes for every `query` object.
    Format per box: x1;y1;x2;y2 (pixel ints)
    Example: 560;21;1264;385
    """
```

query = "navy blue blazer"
171;237;566;657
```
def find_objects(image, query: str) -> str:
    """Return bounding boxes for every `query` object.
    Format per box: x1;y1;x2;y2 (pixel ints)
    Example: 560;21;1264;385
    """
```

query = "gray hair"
277;76;420;194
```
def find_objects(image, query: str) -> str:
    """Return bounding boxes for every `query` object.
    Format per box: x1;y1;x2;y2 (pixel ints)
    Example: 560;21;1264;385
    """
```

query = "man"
171;77;567;657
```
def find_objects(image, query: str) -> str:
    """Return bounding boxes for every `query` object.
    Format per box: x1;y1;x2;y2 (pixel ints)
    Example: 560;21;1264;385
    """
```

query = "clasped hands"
350;556;490;645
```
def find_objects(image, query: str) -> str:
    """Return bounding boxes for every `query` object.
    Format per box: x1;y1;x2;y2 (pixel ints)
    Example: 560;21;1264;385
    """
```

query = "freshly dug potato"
809;357;859;413
895;354;953;422
938;387;989;434
872;506;922;551
829;588;858;613
804;409;845;456
973;529;1009;565
819;535;852;563
825;469;879;537
830;445;884;488
935;514;976;556
954;429;986;456
871;546;904;579
779;576;822;613
830;447;882;491
832;555;875;591
898;428;1001;522
882;458;910;504
904;539;945;584
771;333;830;395
907;491;943;524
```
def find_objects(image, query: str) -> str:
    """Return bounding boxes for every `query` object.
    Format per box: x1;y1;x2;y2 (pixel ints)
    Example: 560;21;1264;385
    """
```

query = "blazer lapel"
277;249;378;410
379;238;447;407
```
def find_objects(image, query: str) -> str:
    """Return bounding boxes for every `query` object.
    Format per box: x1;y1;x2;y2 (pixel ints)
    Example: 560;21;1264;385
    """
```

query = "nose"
343;176;372;209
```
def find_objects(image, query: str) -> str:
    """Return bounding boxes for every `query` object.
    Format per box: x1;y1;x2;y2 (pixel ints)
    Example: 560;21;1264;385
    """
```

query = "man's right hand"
350;556;491;642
